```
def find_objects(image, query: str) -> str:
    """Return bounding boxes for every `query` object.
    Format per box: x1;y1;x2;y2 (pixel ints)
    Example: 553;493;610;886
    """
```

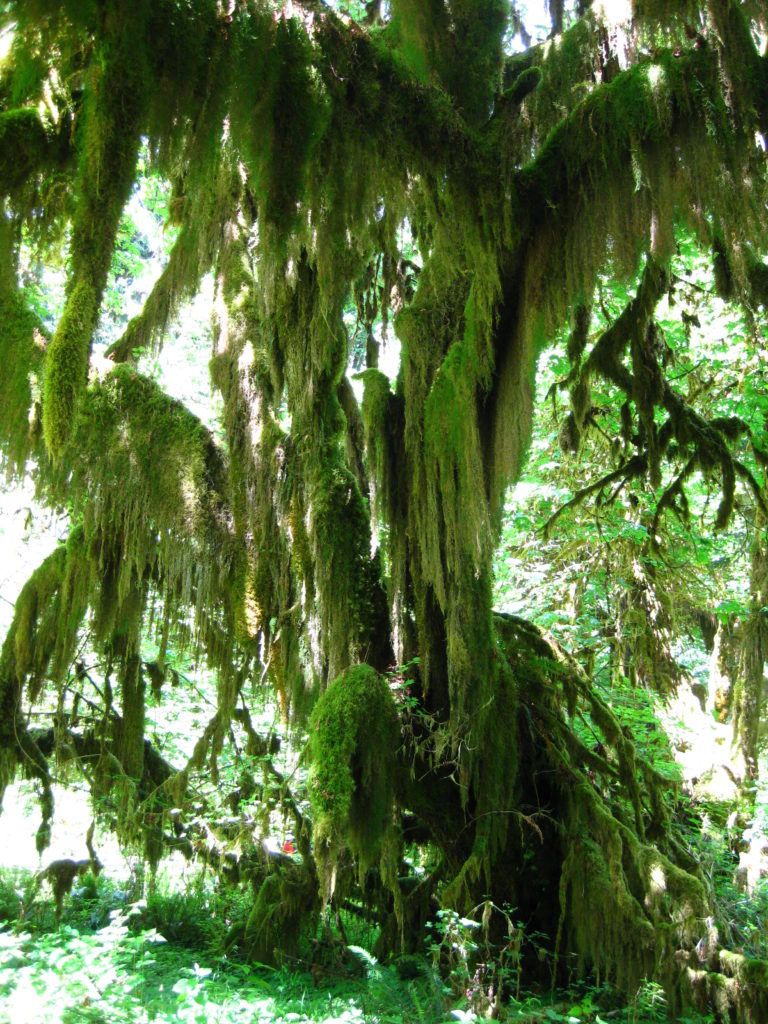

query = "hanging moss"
0;107;54;195
422;336;492;605
488;614;712;996
307;450;392;680
558;784;707;995
43;8;150;457
307;664;400;897
242;867;318;966
1;526;92;719
612;555;683;699
60;364;231;623
0;288;46;474
731;518;768;791
439;642;520;909
360;368;410;657
263;18;328;233
207;211;315;725
108;225;213;363
0;351;237;821
39;858;96;922
0;525;95;854
112;581;146;783
1;548;64;734
389;0;506;127
143;0;223;157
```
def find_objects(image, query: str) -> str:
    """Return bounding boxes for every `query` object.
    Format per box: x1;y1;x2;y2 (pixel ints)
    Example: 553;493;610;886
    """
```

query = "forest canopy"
3;0;768;1019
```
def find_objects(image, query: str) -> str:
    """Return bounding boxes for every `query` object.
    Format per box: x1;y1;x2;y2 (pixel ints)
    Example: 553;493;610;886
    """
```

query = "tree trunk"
733;517;768;796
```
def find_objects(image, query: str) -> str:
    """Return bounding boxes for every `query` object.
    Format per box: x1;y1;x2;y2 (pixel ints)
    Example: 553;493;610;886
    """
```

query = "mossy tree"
3;0;768;1016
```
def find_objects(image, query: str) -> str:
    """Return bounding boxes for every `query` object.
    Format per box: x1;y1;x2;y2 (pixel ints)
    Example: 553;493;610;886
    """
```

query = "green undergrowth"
0;870;442;1024
0;866;726;1022
0;916;373;1024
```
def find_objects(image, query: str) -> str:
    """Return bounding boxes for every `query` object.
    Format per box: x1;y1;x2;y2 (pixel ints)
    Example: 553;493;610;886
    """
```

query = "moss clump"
61;363;230;622
39;858;96;922
307;664;400;897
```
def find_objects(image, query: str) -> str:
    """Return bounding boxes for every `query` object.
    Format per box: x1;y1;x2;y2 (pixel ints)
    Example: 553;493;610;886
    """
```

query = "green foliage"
0;868;447;1024
102;212;152;322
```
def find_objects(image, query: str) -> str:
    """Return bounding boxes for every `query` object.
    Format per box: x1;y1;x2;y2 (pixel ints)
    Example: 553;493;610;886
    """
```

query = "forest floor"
0;857;707;1024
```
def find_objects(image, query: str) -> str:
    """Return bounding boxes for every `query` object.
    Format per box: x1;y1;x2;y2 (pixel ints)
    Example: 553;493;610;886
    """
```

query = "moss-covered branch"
42;8;150;457
106;226;211;363
555;258;767;534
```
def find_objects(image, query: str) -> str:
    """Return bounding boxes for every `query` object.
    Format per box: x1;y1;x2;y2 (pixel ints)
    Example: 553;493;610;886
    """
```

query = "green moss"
504;65;541;106
42;279;98;454
307;664;400;896
42;11;149;457
0;526;96;853
307;449;391;678
9;548;66;692
0;108;52;194
0;288;46;474
360;368;409;658
0;526;91;736
207;219;313;721
264;19;328;232
720;950;768;987
7;354;235;750
243;869;318;966
360;368;393;522
5;4;768;1008
108;227;204;362
390;0;505;126
79;382;230;714
422;337;491;605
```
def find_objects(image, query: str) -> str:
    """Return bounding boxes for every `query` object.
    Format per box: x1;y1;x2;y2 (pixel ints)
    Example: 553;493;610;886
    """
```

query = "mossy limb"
42;8;150;457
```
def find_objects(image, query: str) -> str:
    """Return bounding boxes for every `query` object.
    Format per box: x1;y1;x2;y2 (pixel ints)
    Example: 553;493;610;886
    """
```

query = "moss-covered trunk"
117;651;145;782
733;517;768;794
